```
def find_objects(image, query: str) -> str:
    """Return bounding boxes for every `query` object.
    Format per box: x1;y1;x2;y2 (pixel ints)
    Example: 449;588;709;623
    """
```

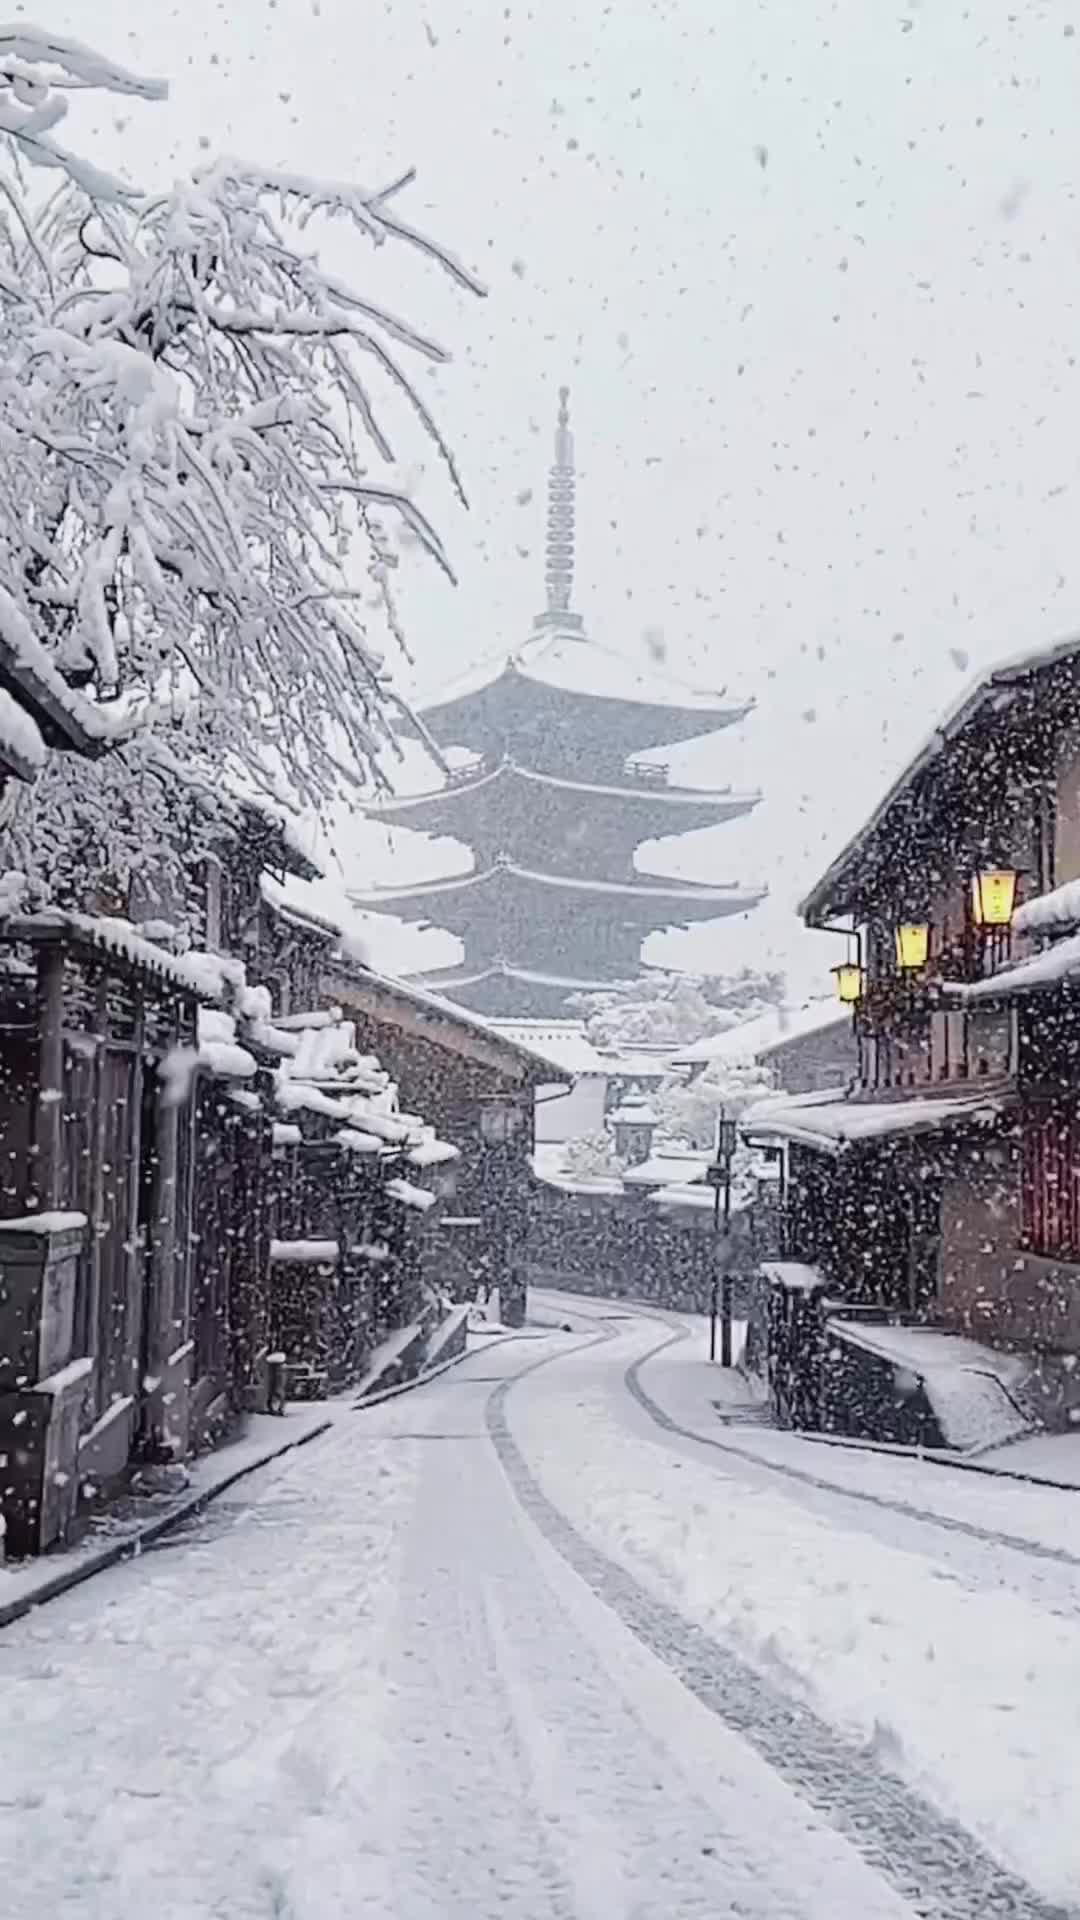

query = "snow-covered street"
2;1297;1078;1920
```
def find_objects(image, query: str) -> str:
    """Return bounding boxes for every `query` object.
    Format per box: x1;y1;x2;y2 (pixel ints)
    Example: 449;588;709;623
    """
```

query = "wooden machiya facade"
756;637;1080;1431
0;918;206;1555
324;959;559;1326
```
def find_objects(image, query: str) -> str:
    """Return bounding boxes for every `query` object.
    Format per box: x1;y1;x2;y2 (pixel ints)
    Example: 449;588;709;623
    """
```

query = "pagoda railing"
624;758;669;788
445;757;487;787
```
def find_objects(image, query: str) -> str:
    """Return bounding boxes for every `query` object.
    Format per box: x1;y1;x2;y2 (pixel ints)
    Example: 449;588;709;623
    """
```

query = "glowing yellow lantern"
894;922;930;971
831;960;864;1004
971;868;1018;930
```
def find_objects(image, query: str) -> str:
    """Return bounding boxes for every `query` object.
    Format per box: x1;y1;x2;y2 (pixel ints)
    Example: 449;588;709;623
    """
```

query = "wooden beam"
32;943;65;1210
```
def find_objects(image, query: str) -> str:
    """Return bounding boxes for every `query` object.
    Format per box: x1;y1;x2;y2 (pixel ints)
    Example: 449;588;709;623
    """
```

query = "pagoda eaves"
366;757;761;881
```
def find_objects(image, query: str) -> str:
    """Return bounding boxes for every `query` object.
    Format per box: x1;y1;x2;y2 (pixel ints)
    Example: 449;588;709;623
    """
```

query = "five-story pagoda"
352;390;764;1017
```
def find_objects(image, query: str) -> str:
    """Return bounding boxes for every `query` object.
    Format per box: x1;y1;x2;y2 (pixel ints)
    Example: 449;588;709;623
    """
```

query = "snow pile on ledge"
828;1320;1034;1452
1013;878;1080;936
0;1210;87;1234
761;1260;828;1292
948;929;1080;1002
385;1177;437;1214
197;1008;256;1080
334;1127;384;1155
269;1238;338;1265
407;1135;459;1168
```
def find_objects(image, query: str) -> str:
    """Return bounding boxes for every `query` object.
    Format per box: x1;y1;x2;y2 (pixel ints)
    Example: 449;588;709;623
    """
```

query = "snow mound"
828;1320;1034;1453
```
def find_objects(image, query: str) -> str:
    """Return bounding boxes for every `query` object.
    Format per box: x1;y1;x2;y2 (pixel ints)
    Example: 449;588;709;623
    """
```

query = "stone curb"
794;1425;1080;1493
0;1418;332;1631
352;1327;527;1409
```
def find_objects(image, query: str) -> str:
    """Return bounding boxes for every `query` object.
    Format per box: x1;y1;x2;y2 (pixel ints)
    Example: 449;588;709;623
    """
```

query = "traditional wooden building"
324;956;564;1324
748;634;1080;1433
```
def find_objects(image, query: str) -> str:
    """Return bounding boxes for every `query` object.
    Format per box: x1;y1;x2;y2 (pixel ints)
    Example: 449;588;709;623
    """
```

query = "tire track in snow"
489;1333;1076;1920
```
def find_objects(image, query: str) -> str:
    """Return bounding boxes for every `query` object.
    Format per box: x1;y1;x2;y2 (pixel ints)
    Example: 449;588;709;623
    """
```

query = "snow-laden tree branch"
0;26;166;201
0;29;483;889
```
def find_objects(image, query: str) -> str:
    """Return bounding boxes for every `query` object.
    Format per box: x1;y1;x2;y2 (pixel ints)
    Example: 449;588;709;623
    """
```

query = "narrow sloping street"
1;1303;1077;1920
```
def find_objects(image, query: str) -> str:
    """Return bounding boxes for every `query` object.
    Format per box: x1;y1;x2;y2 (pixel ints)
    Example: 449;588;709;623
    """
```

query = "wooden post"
32;943;65;1211
125;993;145;1406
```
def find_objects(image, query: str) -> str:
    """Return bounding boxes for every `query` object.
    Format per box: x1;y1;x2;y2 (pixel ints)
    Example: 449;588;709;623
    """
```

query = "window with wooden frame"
1021;1099;1080;1262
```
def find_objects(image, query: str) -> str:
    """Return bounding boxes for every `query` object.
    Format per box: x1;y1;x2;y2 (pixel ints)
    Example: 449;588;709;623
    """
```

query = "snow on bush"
570;968;783;1052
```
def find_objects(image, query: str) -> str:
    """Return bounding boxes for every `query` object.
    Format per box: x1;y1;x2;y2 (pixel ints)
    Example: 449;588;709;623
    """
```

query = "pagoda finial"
534;383;584;636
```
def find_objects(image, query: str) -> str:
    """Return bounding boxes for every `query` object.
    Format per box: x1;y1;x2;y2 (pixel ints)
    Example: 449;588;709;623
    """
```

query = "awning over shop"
741;1087;1009;1156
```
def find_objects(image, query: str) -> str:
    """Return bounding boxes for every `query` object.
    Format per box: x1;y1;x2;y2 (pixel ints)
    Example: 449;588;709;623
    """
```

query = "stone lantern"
608;1091;659;1167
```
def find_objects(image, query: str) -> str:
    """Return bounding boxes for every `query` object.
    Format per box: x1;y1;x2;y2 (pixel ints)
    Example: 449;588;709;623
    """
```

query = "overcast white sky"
49;0;1080;995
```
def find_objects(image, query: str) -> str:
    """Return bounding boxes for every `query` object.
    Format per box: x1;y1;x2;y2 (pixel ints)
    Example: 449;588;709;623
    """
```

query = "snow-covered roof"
669;1000;846;1068
800;629;1080;923
621;1148;711;1188
650;1182;718;1213
385;1176;438;1214
741;1087;1009;1156
0;911;236;1001
366;755;760;815
485;1019;610;1077
354;858;761;910
608;1098;659;1126
415;631;747;719
261;872;571;1082
260;874;338;939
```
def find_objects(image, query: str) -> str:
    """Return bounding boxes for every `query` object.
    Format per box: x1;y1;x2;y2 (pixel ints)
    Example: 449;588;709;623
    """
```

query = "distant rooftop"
669;999;846;1068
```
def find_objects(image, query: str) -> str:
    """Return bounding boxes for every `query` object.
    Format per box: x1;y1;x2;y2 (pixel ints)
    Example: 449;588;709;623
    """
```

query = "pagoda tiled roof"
365;756;761;819
413;631;750;724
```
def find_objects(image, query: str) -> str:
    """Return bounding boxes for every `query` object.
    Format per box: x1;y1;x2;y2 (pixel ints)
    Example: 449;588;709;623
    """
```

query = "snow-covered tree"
561;1130;623;1183
570;968;784;1052
655;1054;777;1152
0;28;481;898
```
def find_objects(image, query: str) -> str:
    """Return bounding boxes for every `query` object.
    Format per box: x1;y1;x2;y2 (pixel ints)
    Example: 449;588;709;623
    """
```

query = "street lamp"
831;959;863;1004
971;868;1018;930
707;1109;739;1366
894;921;931;971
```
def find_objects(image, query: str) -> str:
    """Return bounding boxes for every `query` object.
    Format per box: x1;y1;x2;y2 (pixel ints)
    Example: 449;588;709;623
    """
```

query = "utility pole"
707;1109;738;1366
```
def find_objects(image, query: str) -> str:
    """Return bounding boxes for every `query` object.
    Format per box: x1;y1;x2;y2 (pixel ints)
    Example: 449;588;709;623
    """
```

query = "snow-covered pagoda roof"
365;756;760;827
350;859;764;926
409;632;751;751
800;630;1080;924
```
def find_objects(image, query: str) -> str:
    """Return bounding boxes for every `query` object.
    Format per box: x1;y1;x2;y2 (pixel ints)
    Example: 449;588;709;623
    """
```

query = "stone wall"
527;1180;753;1314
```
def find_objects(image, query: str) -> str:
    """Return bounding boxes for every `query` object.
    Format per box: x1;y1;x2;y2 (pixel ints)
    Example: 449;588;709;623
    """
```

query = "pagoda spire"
534;384;584;636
